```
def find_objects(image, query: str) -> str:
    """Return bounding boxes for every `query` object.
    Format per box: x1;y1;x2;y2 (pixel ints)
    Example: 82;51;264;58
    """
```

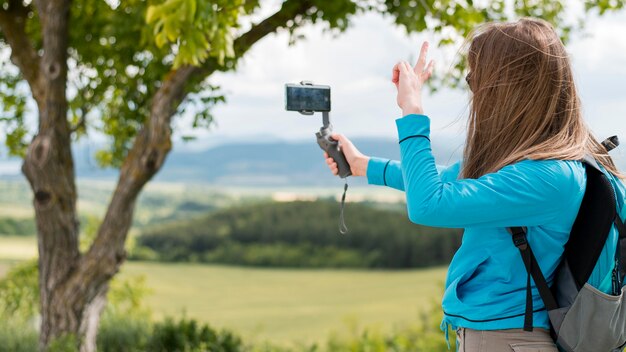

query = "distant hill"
4;137;624;186
72;137;463;186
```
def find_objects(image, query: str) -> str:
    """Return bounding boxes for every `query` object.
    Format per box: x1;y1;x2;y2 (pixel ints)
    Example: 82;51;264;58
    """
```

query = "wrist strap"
339;179;349;234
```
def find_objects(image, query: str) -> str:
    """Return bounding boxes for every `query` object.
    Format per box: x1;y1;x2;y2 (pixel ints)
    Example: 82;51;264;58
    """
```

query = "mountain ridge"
3;137;624;186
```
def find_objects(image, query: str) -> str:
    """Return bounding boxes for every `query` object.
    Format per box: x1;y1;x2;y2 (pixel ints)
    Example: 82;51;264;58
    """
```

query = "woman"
323;18;626;351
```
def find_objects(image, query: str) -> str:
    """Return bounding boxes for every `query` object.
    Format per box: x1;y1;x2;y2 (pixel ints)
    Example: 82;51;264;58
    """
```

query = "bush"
0;314;244;352
97;314;151;352
0;260;39;319
99;315;245;352
0;320;38;352
322;302;454;352
146;317;244;352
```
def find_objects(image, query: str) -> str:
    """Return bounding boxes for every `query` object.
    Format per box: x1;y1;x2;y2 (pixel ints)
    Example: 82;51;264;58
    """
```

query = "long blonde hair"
462;18;623;180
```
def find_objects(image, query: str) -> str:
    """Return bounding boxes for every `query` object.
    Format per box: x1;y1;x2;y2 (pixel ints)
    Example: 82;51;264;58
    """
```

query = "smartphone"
285;83;331;112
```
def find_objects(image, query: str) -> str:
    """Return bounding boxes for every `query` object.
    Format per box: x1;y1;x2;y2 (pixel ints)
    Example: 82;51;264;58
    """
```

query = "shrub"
0;297;454;352
0;320;38;352
146;317;244;352
324;304;454;352
0;260;39;319
97;312;151;352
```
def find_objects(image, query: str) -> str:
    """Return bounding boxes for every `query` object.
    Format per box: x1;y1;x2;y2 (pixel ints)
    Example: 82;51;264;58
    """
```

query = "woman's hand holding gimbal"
392;41;434;116
324;134;369;177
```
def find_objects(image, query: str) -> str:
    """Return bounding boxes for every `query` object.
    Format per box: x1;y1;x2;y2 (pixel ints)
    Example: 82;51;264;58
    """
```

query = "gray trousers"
456;328;558;352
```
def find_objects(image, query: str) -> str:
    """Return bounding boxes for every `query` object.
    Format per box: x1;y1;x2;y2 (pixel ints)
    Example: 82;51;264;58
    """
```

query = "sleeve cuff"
395;114;431;142
367;157;391;186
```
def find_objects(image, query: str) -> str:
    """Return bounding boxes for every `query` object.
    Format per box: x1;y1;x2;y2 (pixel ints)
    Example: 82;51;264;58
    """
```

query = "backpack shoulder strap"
508;156;619;330
508;226;558;332
616;210;626;285
566;158;618;288
582;154;602;172
617;213;626;239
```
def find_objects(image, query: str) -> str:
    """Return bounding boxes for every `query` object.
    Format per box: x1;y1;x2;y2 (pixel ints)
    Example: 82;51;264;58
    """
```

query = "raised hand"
392;41;435;116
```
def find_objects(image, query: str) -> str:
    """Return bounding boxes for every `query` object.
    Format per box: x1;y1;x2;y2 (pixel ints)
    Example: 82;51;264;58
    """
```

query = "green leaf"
145;6;158;23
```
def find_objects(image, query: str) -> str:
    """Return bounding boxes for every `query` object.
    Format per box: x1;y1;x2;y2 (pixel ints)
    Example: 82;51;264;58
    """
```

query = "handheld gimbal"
284;81;351;233
284;81;351;178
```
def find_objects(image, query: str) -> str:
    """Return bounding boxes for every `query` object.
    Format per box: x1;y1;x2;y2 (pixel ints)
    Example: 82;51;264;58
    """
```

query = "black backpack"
508;136;626;352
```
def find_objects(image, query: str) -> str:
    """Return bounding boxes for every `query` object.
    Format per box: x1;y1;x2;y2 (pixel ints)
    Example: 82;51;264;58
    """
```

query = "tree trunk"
79;285;108;352
20;1;115;350
21;0;81;349
5;0;314;349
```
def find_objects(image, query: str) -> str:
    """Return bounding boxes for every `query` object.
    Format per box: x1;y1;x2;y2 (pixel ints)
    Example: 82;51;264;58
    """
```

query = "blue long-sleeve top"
367;114;626;332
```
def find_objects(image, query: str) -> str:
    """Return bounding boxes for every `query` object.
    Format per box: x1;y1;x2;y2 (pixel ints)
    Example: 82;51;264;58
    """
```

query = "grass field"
121;263;446;344
0;236;38;260
0;179;436;344
0;236;446;345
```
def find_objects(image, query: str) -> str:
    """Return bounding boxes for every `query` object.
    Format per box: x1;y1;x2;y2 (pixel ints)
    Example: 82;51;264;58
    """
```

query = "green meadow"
121;263;446;344
0;231;447;345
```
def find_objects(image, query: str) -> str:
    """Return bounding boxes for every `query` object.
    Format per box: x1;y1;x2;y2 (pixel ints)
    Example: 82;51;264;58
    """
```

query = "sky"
1;1;625;170
171;1;626;164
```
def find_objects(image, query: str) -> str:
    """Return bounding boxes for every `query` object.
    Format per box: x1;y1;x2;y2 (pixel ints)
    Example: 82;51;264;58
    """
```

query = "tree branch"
201;0;315;77
72;65;198;293
234;0;313;57
74;0;317;298
0;0;45;105
70;112;87;133
69;85;94;134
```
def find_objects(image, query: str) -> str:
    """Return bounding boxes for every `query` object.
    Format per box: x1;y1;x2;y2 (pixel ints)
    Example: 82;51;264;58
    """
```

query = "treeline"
133;201;462;269
0;217;35;237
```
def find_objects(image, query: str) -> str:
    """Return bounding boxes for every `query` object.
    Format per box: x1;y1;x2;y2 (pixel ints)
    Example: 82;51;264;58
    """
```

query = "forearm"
366;156;459;192
367;158;405;191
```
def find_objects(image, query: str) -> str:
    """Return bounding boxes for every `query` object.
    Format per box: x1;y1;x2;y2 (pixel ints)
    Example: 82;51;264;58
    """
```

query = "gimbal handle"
316;123;352;179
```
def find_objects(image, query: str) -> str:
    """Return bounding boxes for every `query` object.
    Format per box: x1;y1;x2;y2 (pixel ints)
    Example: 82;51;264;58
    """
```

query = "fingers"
327;158;338;173
323;151;338;175
422;59;435;82
393;41;430;86
325;134;351;176
413;41;429;74
399;61;411;74
324;154;339;175
392;61;412;86
392;63;401;85
330;133;351;147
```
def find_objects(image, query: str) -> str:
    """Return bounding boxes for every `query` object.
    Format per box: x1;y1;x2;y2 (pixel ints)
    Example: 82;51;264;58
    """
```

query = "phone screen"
285;84;331;112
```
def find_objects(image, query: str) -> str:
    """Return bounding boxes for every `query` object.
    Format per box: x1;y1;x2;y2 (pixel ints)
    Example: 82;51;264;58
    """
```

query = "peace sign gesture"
392;41;435;116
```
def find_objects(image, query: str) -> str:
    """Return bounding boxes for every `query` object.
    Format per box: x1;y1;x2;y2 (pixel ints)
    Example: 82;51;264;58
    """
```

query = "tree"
0;0;623;350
